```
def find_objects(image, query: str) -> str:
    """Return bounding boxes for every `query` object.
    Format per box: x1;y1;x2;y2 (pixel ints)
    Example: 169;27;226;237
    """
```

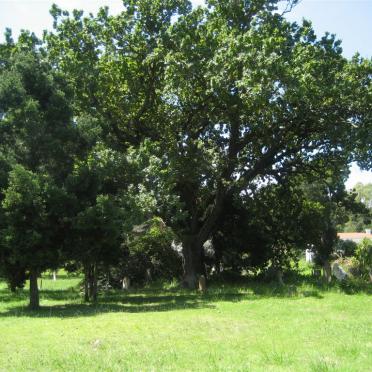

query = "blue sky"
0;0;371;187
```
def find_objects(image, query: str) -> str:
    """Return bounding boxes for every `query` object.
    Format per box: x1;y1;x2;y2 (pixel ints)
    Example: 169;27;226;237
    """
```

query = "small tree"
2;166;67;309
74;195;123;302
64;143;131;301
302;171;366;282
0;36;79;304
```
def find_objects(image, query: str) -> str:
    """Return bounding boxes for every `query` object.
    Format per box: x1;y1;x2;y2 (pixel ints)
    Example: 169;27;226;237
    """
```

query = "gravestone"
122;276;131;290
305;248;314;263
198;275;206;293
332;263;348;281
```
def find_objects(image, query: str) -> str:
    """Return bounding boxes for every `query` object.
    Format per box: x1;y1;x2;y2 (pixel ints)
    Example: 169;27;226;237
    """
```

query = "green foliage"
74;195;123;266
299;170;361;267
1;165;69;274
0;40;80;306
345;57;372;170
0;49;77;182
354;238;372;279
122;218;182;284
335;239;358;257
1;0;371;291
0;261;26;291
211;179;327;277
352;183;372;209
341;183;372;232
339;276;371;294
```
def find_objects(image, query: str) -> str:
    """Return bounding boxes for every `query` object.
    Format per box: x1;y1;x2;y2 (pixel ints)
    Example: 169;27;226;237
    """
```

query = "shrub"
110;218;183;287
335;239;357;257
339;277;372;294
354;238;372;281
0;262;27;292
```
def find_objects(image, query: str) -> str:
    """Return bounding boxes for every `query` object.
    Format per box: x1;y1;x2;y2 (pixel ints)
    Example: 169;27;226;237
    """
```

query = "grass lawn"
0;269;371;371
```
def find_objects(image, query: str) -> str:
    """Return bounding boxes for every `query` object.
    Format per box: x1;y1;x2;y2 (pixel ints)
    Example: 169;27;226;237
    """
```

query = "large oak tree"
46;0;371;287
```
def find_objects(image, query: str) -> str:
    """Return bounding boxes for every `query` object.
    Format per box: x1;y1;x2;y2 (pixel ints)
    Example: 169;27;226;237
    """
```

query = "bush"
335;239;357;257
354;238;372;281
0;262;27;292
110;218;183;287
339;277;372;294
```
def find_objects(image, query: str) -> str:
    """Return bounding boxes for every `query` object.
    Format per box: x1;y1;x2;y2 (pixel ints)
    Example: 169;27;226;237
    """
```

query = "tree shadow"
1;286;270;318
2;271;370;318
0;284;324;319
0;287;81;303
0;275;326;317
0;289;28;303
0;293;221;318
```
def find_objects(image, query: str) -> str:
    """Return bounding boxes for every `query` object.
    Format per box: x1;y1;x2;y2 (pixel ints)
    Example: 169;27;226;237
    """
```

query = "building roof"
338;232;372;241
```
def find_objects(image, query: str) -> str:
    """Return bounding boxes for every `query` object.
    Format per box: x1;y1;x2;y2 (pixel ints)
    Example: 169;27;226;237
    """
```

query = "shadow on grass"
1;272;369;318
0;290;28;303
0;292;220;318
0;285;322;318
0;288;81;303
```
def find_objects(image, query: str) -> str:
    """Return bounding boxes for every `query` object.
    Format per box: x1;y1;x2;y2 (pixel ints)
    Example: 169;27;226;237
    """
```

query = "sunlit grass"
0;267;371;371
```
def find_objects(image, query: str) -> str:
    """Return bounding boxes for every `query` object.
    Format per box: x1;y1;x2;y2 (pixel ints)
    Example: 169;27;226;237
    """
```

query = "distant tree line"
0;0;371;308
340;183;372;232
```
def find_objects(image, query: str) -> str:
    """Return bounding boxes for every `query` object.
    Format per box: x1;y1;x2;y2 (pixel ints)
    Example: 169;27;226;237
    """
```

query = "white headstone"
122;276;130;290
305;249;314;263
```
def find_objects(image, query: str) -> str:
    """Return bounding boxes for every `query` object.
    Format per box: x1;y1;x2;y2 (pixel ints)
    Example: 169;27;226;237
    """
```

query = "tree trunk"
84;264;90;302
182;235;205;288
145;268;152;283
29;269;39;310
323;260;332;283
52;271;57;281
88;265;94;300
276;268;284;286
106;268;110;288
9;282;17;293
198;275;207;293
212;237;222;275
91;263;98;302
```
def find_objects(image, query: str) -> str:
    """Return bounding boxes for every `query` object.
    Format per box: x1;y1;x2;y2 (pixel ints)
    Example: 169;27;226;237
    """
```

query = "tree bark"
9;282;17;293
276;268;284;286
182;235;205;288
29;269;40;310
323;260;332;283
88;265;94;300
145;268;152;283
84;264;90;302
91;263;98;302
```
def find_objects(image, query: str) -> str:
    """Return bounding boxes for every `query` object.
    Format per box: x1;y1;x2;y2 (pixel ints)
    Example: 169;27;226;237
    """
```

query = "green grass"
0;269;371;371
